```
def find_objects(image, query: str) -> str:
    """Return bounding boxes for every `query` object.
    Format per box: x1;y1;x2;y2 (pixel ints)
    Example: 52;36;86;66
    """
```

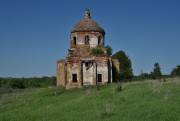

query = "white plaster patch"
97;66;108;83
90;37;98;48
82;63;94;85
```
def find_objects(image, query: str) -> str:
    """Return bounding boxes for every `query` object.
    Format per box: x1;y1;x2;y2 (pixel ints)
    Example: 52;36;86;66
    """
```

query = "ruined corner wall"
66;57;82;88
57;60;66;86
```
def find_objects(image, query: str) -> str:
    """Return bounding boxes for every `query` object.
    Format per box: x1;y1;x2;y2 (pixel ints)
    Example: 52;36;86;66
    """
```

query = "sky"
0;0;180;77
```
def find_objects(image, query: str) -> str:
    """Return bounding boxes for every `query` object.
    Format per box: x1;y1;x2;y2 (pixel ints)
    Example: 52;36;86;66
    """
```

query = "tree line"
0;76;56;89
137;63;180;81
111;49;180;82
1;47;180;89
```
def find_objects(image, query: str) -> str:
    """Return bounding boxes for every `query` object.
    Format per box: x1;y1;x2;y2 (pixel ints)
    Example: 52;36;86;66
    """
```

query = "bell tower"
57;9;114;88
69;9;106;56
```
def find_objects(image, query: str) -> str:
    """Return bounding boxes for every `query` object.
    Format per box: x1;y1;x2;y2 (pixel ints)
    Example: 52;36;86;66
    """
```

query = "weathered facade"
57;9;119;88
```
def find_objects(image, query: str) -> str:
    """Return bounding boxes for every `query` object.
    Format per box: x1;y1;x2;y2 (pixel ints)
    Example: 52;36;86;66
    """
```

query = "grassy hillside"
0;78;180;121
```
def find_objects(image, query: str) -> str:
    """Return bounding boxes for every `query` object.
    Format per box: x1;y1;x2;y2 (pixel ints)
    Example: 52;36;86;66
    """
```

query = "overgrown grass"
0;78;180;121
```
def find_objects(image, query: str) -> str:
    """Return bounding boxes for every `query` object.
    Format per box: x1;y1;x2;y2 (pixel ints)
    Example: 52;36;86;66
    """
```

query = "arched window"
85;35;89;44
98;36;101;45
73;37;76;45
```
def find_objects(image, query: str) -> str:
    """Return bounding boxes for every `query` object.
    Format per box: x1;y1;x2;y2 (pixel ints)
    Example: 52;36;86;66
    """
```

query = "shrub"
96;84;101;90
49;86;66;95
115;82;122;93
8;79;25;89
105;45;112;55
90;48;104;56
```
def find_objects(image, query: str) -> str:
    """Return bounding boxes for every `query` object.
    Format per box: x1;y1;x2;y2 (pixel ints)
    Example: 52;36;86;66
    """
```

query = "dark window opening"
73;37;76;45
85;62;90;67
98;36;101;45
85;36;89;44
85;62;92;70
98;74;102;82
72;74;77;82
85;62;88;67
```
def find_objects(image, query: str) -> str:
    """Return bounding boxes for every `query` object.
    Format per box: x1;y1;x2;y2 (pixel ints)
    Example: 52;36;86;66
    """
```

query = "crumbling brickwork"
57;60;66;86
56;9;119;88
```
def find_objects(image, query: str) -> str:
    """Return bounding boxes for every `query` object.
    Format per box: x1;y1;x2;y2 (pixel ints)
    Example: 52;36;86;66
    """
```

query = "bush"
8;79;25;89
49;86;66;95
90;48;104;56
105;45;112;55
115;82;122;93
96;84;101;90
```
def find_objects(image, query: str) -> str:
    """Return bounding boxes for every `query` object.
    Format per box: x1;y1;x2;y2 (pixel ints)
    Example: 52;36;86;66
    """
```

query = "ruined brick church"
57;9;119;88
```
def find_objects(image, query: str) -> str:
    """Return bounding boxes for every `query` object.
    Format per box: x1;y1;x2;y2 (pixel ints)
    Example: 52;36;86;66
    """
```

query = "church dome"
71;9;105;34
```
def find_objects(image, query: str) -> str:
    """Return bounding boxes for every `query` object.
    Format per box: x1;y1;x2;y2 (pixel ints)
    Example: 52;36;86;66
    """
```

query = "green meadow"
0;78;180;121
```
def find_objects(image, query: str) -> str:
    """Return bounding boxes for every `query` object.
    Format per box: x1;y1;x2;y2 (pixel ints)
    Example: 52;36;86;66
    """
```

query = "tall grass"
0;78;180;121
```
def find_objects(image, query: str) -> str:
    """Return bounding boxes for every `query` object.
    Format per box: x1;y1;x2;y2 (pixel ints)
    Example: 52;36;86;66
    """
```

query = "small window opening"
72;74;77;82
85;36;89;44
73;37;76;45
98;36;101;45
98;74;102;82
85;62;89;67
85;62;92;70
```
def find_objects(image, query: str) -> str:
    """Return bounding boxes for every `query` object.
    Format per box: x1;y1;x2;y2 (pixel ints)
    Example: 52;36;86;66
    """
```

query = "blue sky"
0;0;180;77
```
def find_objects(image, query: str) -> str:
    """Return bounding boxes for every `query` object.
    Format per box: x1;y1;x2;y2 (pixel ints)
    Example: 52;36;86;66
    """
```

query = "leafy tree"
112;50;133;81
105;45;112;55
171;65;180;76
151;62;162;79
